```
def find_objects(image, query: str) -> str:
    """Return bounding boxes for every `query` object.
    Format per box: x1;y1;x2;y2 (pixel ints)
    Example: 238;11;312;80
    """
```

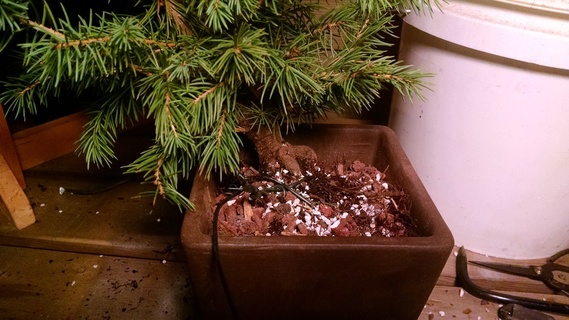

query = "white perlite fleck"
330;220;341;229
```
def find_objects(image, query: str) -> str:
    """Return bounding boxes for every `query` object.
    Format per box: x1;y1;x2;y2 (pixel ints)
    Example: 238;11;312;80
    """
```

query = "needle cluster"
0;0;436;208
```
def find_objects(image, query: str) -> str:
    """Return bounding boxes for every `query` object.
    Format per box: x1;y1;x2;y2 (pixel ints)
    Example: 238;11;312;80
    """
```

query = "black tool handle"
456;247;569;315
543;263;569;292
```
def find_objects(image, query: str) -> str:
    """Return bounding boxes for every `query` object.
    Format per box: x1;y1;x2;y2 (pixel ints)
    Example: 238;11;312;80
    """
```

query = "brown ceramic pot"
181;125;454;320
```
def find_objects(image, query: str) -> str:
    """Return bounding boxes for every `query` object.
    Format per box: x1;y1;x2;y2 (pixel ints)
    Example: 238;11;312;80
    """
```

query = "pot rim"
182;124;454;252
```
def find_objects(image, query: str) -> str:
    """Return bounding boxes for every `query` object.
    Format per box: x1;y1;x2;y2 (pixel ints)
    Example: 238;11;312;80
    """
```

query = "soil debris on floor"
213;160;418;237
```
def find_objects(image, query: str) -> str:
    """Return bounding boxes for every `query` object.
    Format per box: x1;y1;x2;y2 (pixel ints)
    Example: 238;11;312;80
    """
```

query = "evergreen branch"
77;88;144;168
162;0;193;35
200;0;233;32
78;110;119;168
163;88;179;138
194;82;223;104
263;54;324;114
125;143;194;209
17;79;42;97
210;24;269;85
153;155;166;205
132;64;154;76
216;111;226;146
198;114;241;176
54;36;177;50
313;22;345;35
56;36;111;49
356;19;370;40
378;70;431;101
0;77;42;119
22;18;65;41
0;0;28;33
0;0;438;209
181;80;229;130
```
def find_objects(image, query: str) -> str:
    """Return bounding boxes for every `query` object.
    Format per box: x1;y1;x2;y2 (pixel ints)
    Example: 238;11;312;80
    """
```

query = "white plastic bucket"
389;0;569;258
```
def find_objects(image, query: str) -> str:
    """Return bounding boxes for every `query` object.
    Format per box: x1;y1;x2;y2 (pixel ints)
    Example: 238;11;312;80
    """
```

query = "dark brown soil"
212;160;417;237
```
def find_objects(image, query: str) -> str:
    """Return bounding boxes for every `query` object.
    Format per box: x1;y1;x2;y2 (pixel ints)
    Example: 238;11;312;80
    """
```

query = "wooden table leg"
0;153;36;229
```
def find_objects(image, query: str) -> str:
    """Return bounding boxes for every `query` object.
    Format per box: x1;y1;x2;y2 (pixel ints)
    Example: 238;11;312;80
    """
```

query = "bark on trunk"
244;125;317;176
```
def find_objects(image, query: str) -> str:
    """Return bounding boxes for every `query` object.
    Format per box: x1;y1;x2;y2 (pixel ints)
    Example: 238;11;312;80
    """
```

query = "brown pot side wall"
181;125;454;320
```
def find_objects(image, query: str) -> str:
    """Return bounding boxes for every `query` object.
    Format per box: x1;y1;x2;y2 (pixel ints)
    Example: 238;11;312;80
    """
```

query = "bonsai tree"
0;0;434;208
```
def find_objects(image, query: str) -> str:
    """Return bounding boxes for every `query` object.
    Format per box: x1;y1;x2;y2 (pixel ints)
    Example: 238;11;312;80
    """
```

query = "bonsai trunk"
244;125;317;176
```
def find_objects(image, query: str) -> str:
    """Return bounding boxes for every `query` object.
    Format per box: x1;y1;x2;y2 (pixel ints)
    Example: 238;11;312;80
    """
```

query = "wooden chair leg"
0;153;36;229
0;105;25;188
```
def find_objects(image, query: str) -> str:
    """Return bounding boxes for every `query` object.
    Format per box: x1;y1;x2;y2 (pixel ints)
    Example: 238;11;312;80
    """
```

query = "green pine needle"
0;0;439;209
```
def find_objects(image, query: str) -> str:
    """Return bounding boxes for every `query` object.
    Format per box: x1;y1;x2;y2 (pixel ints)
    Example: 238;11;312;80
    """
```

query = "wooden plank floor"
0;128;196;319
1;129;568;319
0;245;195;319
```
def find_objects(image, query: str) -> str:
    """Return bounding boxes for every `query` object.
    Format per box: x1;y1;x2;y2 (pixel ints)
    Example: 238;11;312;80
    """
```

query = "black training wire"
60;177;134;195
211;174;317;320
262;175;314;207
456;247;569;315
212;190;242;320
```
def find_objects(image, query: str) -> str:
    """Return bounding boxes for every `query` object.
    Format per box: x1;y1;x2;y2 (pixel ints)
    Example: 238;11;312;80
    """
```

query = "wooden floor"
1;139;568;319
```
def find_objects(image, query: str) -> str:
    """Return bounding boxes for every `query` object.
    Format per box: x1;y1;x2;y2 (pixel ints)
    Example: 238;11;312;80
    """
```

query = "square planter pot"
180;124;454;320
